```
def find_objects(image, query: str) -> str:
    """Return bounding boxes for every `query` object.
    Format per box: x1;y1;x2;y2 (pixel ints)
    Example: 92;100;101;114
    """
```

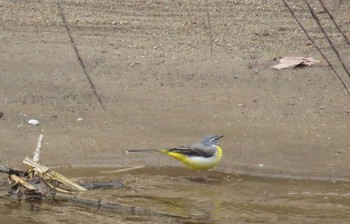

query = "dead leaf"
271;57;321;70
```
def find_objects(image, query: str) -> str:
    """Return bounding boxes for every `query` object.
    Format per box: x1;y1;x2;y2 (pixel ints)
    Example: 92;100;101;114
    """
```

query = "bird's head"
200;134;224;146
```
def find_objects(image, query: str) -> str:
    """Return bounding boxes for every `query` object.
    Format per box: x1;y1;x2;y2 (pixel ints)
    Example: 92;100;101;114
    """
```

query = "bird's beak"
217;135;224;139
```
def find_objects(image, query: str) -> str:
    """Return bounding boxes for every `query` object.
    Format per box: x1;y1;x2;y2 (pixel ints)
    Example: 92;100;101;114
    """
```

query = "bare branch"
281;0;350;96
318;0;350;45
305;0;350;80
56;0;106;110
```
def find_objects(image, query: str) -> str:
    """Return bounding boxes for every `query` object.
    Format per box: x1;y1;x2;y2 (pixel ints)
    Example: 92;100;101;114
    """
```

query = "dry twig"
100;165;146;174
56;0;105;110
281;0;350;96
305;0;350;80
33;134;43;163
9;174;37;191
318;0;350;45
23;157;87;192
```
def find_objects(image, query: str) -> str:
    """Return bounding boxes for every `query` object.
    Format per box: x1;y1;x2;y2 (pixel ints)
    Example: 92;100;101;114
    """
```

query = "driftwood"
23;156;87;192
0;135;87;198
0;135;185;219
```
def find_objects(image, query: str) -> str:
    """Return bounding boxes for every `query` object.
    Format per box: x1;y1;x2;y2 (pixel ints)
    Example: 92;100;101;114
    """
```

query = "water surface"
1;167;349;223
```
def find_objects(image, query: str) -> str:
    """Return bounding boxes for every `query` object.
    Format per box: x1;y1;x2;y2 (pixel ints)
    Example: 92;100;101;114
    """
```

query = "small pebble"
77;118;83;121
258;164;264;167
28;119;40;126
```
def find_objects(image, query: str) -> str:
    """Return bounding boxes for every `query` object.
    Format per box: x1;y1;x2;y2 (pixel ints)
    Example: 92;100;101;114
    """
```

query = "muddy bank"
1;0;350;180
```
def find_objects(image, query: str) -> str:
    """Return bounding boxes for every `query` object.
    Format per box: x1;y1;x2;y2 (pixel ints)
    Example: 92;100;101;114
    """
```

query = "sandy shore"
1;0;350;180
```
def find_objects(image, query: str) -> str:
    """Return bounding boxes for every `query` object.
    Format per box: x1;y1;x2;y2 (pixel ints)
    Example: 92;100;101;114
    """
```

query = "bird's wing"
166;144;214;158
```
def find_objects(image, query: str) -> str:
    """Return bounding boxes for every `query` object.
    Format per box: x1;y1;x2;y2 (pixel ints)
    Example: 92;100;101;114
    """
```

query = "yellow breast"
161;146;223;170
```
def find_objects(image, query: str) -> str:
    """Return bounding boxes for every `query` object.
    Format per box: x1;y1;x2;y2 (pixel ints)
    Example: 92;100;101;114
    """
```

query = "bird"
126;134;224;170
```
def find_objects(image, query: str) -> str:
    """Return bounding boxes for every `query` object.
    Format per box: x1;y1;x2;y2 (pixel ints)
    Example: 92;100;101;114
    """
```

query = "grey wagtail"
127;134;224;170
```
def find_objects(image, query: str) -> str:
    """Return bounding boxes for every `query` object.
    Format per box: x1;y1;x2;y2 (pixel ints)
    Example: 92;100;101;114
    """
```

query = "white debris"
28;119;40;126
271;57;320;70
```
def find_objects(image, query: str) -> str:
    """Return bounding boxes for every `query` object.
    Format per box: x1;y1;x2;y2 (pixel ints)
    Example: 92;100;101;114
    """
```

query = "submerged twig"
56;0;105;110
54;193;185;218
0;164;25;176
100;165;146;174
281;0;350;96
305;0;350;80
318;0;350;45
0;164;10;174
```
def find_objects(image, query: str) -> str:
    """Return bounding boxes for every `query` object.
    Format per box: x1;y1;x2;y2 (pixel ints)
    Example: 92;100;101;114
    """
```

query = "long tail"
126;149;160;153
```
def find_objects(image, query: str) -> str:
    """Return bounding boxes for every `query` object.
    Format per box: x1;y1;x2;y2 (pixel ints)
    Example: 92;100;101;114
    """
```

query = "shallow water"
1;167;350;224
